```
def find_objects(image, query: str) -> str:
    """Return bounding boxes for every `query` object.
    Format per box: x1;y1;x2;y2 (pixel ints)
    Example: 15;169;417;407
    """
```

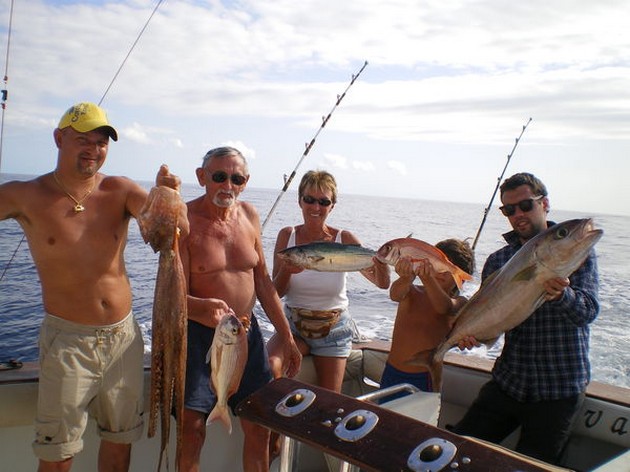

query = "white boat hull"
1;343;628;471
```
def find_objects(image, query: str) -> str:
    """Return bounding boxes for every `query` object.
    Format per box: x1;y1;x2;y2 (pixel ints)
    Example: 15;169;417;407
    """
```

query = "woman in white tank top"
267;170;390;394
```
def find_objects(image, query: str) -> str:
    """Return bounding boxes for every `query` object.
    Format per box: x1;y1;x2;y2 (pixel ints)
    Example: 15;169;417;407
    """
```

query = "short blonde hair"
298;170;338;203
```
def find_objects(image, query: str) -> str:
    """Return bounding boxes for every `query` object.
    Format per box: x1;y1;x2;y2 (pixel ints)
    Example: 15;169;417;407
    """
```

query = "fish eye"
555;227;569;239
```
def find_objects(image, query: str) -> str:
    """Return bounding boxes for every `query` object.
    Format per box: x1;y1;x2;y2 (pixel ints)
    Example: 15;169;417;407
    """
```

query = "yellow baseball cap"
57;102;118;141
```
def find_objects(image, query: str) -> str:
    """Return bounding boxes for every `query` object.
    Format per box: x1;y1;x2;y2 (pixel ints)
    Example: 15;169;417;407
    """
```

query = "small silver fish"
207;311;248;434
278;242;377;272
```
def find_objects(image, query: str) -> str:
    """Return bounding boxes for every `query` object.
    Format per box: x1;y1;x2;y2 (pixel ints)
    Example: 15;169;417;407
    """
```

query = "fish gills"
207;313;248;434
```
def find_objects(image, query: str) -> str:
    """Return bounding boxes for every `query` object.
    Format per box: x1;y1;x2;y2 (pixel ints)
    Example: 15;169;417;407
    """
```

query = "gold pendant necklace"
52;171;95;213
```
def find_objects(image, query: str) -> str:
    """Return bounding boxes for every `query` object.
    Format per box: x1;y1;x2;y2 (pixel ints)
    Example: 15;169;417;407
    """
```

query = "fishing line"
0;0;164;283
98;0;165;105
471;117;533;251
261;61;369;232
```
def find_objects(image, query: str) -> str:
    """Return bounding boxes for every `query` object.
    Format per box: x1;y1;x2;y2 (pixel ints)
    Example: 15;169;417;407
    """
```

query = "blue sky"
1;0;629;216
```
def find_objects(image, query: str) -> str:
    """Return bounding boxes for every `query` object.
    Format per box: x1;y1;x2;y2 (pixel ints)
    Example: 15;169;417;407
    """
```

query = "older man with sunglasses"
452;172;599;466
177;147;301;472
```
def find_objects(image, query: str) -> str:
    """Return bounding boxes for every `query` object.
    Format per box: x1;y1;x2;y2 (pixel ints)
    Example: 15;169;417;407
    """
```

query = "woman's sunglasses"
211;171;247;186
302;195;332;207
499;195;544;217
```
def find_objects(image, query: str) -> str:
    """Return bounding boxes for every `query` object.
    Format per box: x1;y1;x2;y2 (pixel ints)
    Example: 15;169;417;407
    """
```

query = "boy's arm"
416;259;462;315
389;274;414;301
389;257;415;302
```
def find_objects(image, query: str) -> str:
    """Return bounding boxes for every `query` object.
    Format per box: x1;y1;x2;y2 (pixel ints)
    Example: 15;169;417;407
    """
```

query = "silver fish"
206;312;248;434
425;218;603;390
278;242;377;272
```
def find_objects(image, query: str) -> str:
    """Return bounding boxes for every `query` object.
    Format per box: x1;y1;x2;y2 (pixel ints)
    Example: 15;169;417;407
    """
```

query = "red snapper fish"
206;311;248;434
376;237;473;289
427;218;603;391
138;185;189;471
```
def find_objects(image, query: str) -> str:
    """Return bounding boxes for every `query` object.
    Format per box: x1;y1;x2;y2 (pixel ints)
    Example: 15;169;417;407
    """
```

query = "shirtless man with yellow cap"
0;102;187;472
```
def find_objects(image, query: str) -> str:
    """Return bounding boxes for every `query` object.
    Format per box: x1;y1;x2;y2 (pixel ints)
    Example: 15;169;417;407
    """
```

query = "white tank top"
283;227;349;311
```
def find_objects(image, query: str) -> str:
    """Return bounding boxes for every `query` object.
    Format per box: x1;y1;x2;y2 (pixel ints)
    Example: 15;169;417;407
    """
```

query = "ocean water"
1;174;629;389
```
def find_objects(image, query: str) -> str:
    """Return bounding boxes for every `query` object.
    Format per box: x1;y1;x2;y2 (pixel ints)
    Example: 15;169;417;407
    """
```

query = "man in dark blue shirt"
452;172;599;465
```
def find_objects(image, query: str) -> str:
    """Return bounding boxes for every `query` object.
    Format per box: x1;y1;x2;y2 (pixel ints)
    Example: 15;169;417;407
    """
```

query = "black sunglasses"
211;171;247;186
499;195;544;217
302;195;332;207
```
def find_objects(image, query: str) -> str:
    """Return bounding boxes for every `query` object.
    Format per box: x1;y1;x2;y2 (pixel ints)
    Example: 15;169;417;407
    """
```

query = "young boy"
380;239;475;395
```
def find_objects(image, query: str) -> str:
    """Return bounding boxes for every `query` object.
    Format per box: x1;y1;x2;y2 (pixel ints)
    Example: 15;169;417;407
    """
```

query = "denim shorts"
286;305;353;358
184;315;272;416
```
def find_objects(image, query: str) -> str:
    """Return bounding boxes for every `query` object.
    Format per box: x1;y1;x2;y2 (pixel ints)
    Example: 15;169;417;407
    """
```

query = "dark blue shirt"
482;222;600;402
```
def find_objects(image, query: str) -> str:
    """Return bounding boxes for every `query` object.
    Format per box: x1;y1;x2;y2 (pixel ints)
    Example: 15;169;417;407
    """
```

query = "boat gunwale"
1;340;628;408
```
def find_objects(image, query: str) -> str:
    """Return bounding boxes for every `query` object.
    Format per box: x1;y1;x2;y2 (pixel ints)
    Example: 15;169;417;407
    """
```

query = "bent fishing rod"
471;117;533;251
261;60;369;233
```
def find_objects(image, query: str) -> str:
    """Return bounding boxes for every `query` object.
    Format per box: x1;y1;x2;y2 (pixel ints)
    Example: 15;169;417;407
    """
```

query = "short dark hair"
500;172;547;198
436;238;475;275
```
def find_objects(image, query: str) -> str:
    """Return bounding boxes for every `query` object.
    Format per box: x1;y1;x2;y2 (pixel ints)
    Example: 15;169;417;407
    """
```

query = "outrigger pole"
471;117;533;251
0;0;15;174
261;61;369;232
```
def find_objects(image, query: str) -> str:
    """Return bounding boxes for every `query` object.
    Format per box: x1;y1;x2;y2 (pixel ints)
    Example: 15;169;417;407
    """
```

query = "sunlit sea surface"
1;174;628;389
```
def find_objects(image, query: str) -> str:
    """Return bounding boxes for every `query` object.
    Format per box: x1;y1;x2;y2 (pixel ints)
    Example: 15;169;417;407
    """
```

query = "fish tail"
428;347;447;393
207;403;233;435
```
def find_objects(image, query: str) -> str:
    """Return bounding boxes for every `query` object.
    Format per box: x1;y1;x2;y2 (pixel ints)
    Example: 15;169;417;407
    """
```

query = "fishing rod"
261;60;369;232
0;0;15;174
471;117;533;251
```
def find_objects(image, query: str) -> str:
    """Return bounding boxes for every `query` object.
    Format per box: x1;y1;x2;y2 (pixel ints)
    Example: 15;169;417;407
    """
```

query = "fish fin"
482;336;500;348
207;404;233;434
428;347;446;393
532;293;547;311
479;270;498;288
512;264;538;282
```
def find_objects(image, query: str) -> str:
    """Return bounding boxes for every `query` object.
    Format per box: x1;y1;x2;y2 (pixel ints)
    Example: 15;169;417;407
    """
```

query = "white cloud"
1;0;629;215
223;140;257;161
352;161;375;172
387;161;408;176
323;153;349;169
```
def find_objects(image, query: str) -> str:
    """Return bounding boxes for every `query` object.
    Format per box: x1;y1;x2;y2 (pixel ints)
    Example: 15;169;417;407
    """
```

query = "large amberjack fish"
207;311;248;434
428;218;603;391
278;241;377;272
376;237;472;289
138;186;189;471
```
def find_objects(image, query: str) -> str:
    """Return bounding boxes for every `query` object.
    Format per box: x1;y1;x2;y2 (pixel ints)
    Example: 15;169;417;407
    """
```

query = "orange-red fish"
376;237;472;289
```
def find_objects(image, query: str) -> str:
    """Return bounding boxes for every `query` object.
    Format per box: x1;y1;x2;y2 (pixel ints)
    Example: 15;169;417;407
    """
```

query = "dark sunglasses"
302;195;332;207
499;195;544;217
211;171;247;186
